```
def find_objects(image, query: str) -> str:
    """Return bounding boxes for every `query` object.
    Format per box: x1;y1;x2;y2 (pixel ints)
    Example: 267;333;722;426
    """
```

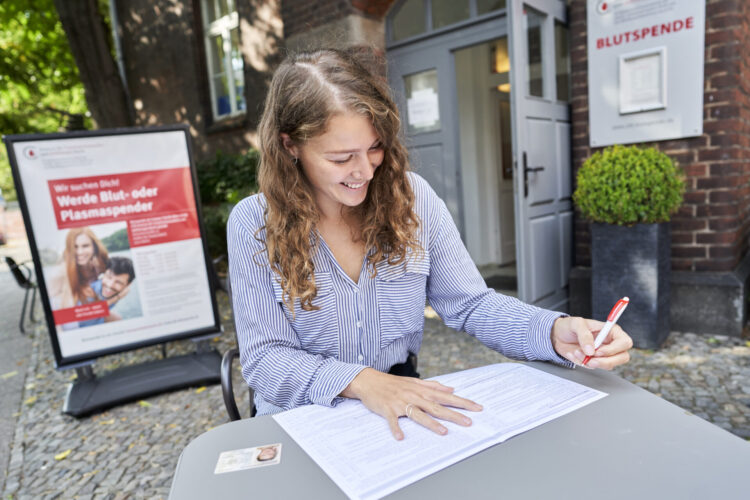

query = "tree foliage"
0;0;91;200
197;150;260;258
53;0;132;129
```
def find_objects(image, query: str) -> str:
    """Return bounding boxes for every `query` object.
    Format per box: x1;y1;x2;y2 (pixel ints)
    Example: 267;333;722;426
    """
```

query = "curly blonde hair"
257;48;421;311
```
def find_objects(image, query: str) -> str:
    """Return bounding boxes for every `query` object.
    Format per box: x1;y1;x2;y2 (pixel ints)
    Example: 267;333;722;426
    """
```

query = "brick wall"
281;0;356;38
351;0;395;18
570;0;750;273
116;0;282;159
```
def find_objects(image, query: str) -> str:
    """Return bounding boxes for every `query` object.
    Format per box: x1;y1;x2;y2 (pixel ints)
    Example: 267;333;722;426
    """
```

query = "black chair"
220;269;257;421
221;347;256;421
5;256;39;334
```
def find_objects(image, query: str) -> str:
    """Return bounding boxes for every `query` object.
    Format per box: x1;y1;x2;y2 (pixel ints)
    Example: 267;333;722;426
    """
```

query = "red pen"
582;297;629;366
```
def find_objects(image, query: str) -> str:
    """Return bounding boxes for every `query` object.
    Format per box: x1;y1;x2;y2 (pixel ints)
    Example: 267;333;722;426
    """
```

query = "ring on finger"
405;403;415;419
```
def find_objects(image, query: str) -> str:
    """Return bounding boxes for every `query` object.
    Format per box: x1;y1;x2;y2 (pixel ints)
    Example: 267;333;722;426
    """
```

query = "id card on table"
214;443;282;474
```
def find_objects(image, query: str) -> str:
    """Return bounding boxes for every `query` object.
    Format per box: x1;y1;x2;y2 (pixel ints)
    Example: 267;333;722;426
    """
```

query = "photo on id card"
214;443;282;474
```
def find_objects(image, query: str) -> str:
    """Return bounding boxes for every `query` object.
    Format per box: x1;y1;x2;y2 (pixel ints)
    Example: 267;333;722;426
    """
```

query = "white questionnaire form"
274;363;606;500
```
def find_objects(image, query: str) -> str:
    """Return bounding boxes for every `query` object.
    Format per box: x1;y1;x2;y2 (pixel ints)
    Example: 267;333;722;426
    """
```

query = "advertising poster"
4;126;220;368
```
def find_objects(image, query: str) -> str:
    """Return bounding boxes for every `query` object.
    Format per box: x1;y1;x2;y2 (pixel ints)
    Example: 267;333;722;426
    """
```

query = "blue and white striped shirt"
227;173;571;416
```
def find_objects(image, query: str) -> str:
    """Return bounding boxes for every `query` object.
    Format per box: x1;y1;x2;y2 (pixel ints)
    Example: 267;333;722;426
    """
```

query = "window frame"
386;0;508;48
200;0;246;121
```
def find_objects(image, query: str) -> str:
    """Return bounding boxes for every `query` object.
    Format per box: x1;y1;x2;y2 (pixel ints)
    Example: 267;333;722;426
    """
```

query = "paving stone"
78;481;97;495
101;468;124;487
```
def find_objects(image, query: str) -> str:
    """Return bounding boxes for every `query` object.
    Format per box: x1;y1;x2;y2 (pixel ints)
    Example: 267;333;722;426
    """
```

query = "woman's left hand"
551;316;633;369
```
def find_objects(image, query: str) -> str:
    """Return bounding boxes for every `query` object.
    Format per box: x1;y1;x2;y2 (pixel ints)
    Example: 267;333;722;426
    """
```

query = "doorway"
387;10;516;291
454;37;517;294
386;0;571;309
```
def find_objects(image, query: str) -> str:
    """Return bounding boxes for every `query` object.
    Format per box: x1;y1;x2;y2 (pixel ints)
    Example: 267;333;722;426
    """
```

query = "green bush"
573;145;685;225
197;149;260;259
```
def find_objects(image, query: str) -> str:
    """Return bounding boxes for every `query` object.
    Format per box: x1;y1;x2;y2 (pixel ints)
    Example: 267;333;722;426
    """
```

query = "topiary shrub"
197;149;260;259
573;145;685;225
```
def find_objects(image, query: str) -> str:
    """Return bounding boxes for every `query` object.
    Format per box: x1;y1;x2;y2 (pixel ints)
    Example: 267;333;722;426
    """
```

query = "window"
392;0;426;42
202;0;246;120
477;0;506;15
525;6;544;98
554;21;570;102
388;0;507;44
432;0;469;29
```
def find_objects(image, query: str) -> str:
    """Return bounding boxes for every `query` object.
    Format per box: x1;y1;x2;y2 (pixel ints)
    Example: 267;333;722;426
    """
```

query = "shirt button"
357;354;364;362
356;321;362;327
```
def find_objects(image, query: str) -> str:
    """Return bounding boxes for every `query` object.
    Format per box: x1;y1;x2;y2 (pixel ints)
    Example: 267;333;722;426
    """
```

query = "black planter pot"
591;222;670;349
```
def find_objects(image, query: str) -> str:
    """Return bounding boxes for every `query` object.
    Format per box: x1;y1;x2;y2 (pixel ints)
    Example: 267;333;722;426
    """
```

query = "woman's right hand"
340;368;483;440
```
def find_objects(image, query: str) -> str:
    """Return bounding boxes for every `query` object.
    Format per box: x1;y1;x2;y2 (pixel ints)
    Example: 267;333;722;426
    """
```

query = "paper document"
273;363;606;500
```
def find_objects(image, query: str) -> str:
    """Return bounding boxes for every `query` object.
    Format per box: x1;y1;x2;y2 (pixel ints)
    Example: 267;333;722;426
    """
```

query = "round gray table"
169;362;750;499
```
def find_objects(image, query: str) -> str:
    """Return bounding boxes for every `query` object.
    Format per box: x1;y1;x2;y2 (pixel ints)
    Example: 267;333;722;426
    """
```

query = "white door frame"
508;0;572;310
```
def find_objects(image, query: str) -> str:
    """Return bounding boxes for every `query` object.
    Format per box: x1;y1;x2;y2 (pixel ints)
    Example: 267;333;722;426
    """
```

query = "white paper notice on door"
407;88;440;129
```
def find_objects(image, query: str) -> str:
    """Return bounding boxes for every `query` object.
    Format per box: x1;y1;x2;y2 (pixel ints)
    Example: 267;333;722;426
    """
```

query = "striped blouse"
227;173;571;416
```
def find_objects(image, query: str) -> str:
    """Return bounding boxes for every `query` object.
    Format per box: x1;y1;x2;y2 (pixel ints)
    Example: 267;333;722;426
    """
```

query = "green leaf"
0;0;92;201
196;150;260;258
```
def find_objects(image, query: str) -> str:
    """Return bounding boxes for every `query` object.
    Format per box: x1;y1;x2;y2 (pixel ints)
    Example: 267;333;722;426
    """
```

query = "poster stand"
64;342;221;417
3;126;225;417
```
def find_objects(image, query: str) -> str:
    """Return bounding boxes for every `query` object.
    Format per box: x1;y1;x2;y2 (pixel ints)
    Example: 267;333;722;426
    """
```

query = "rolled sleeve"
410;173;574;369
526;309;574;368
309;362;368;407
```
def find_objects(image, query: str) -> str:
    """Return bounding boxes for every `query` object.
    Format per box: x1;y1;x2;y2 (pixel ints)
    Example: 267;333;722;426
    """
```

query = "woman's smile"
342;180;367;190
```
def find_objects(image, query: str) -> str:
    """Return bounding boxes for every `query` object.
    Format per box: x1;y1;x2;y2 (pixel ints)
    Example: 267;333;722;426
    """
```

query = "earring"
292;157;299;165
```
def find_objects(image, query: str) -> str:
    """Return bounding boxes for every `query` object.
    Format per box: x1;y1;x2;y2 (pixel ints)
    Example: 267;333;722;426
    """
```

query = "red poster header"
596;16;695;50
48;168;197;229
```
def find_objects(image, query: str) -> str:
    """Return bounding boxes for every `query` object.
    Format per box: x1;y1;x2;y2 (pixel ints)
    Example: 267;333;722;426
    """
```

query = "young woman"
49;227;110;311
227;48;633;440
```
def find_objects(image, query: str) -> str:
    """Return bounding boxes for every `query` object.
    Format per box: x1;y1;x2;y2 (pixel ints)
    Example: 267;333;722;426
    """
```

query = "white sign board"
587;0;705;147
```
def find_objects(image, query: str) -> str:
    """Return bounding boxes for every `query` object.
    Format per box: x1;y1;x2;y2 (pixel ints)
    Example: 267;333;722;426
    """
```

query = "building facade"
113;0;750;336
567;0;750;335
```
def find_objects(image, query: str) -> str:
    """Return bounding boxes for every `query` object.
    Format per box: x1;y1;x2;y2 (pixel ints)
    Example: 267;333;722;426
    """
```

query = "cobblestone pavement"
2;293;750;499
1;206;34;488
0;272;33;489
